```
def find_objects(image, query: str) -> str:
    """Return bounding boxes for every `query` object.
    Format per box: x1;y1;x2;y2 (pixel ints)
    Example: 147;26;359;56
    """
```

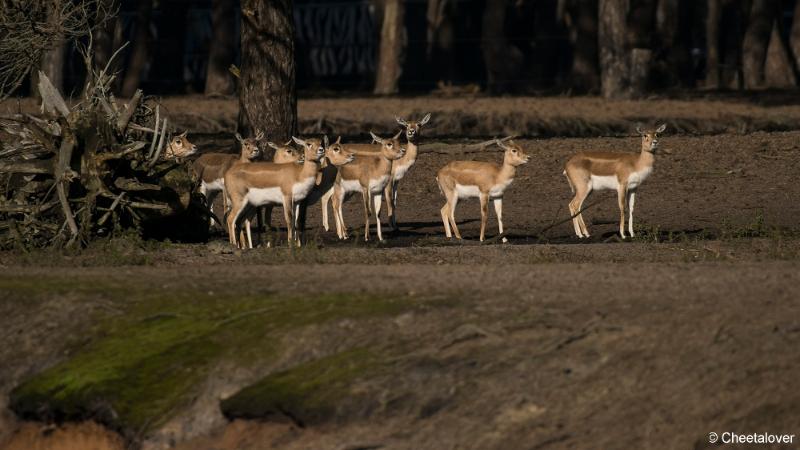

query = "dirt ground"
2;103;800;449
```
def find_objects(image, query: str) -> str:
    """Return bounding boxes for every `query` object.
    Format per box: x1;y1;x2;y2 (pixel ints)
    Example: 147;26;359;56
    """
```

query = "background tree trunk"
742;0;777;89
598;0;630;98
426;0;456;84
655;0;692;87
238;0;297;143
481;0;524;94
205;0;237;96
121;0;152;97
764;20;797;88
374;0;406;95
705;0;722;88
562;0;600;92
93;0;119;73
30;0;66;98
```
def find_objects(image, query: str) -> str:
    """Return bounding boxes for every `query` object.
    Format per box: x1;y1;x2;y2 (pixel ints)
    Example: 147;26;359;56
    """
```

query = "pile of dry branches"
0;50;202;249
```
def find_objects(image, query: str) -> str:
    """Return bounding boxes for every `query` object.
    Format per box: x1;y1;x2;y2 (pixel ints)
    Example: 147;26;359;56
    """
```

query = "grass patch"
7;279;414;441
221;348;385;425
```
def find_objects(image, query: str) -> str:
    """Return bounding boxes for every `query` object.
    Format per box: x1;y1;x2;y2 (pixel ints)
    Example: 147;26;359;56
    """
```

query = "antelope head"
396;113;431;142
496;138;530;166
370;130;406;161
635;123;667;153
165;131;198;159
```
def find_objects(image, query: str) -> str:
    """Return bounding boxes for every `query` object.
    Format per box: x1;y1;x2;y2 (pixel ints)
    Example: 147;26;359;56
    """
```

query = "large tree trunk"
598;0;630;98
562;0;600;92
481;0;524;94
206;0;237;96
374;0;406;95
121;0;152;97
238;0;297;143
742;0;777;89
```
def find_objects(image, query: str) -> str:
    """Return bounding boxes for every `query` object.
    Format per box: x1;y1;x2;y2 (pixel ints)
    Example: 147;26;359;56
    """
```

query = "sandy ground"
2;103;800;449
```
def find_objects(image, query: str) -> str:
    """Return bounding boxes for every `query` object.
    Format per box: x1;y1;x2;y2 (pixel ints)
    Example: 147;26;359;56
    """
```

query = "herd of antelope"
177;114;666;248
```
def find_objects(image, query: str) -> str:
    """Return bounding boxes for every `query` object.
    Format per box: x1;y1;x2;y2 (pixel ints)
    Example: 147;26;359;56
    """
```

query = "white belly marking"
455;184;481;199
340;179;362;193
392;163;412;181
292;177;316;200
589;175;620;191
369;175;389;194
246;187;283;206
202;178;225;193
489;179;513;198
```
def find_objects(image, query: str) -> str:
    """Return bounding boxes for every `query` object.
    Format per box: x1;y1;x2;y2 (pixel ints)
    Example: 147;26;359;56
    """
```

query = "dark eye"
512;149;517;153
388;143;393;147
334;148;340;153
175;138;182;145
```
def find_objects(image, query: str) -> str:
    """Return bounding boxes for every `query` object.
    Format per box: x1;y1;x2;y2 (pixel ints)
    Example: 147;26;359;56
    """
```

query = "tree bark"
598;0;630;98
481;0;524;94
121;0;152;97
206;0;237;96
562;0;600;92
238;0;297;143
764;20;797;88
742;0;777;89
705;0;722;88
374;0;406;95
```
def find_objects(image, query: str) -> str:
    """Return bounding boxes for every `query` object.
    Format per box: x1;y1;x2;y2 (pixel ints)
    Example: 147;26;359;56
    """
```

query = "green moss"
7;277;413;439
221;348;384;423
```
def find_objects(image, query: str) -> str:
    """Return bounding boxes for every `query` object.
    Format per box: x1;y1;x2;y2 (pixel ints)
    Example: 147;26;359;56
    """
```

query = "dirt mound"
1;422;123;450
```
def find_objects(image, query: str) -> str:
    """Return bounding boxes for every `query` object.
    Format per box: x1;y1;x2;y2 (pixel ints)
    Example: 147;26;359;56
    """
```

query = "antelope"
164;131;198;160
192;131;263;226
294;136;355;238
224;137;327;248
247;140;303;247
564;123;666;239
436;139;529;242
320;113;430;231
331;131;405;242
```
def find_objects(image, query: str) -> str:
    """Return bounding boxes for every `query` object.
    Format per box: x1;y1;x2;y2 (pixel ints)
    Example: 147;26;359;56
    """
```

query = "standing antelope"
294;136;355;238
564;123;666;239
436;139;529;242
332;131;405;242
320;113;430;231
247;140;303;247
192;131;263;226
224;137;326;248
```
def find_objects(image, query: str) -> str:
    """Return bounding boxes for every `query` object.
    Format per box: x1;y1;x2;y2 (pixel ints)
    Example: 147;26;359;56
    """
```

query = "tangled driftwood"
0;51;204;249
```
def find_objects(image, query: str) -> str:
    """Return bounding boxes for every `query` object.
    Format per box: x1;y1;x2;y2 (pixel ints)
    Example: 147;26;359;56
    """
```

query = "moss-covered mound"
6;277;411;441
220;348;386;425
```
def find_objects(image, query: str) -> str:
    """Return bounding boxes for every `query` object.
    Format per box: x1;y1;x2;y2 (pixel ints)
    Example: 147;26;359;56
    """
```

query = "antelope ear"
336;136;341;144
323;135;330;147
291;136;306;146
235;133;244;143
656;123;667;133
284;139;293;146
395;116;408;126
392;130;403;140
369;131;383;144
635;124;643;135
420;113;431;125
180;130;188;137
267;141;280;150
495;139;510;151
